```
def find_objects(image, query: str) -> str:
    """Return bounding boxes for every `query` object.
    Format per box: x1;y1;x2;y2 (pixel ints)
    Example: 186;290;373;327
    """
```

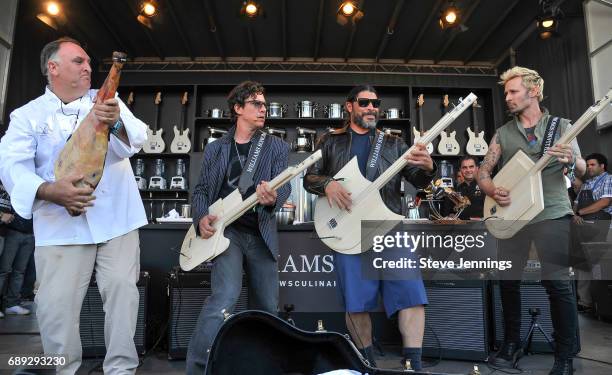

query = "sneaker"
549;357;573;375
5;305;31;315
489;341;523;368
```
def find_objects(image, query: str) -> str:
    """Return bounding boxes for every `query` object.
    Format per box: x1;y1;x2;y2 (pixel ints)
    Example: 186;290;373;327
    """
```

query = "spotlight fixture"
439;1;461;29
46;2;60;16
240;1;262;19
140;1;157;17
336;1;364;26
537;12;559;39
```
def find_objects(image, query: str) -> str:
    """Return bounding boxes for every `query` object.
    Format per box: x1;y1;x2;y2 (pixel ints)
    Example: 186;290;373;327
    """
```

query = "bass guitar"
170;92;191;153
466;99;488;156
412;94;434;154
437;94;460;155
143;92;165;153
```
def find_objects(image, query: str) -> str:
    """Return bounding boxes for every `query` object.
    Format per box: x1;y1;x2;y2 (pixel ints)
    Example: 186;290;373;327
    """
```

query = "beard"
353;110;379;129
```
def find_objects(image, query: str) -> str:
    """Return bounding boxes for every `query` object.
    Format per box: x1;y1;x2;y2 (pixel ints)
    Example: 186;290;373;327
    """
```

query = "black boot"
489;342;523;368
549;358;573;375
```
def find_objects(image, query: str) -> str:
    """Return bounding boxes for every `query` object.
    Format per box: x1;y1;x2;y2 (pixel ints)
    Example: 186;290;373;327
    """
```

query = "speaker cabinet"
80;271;150;357
167;269;249;359
423;280;489;361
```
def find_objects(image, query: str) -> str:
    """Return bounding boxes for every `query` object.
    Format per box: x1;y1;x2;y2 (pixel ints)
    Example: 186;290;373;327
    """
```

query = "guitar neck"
418;106;424;133
154;106;160;131
472;107;479;133
372;93;477;191
224;150;323;224
534;89;612;173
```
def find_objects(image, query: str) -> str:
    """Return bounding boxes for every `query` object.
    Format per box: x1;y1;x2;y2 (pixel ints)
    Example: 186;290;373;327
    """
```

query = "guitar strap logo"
238;131;268;195
366;130;386;181
540;116;560;158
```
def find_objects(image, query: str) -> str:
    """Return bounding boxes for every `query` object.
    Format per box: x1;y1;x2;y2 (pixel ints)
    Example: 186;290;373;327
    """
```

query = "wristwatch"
110;119;123;136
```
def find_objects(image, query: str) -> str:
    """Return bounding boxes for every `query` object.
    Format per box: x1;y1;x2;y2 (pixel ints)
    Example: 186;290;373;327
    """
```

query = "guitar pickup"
328;218;338;229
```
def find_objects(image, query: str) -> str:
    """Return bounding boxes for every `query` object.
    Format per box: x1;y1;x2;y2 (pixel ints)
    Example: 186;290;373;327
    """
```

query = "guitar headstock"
127;92;134;106
181;92;188;105
443;94;449;108
472;98;479;108
417;94;424;107
155;92;162;105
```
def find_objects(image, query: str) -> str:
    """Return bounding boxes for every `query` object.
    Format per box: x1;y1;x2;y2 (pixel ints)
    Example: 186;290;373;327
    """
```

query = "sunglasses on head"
245;100;268;109
355;98;381;108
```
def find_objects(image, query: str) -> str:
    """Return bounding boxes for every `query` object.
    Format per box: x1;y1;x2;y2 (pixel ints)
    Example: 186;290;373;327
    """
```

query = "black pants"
498;216;577;358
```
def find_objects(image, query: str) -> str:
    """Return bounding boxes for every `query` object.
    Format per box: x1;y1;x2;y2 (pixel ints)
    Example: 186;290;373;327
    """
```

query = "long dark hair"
344;85;378;127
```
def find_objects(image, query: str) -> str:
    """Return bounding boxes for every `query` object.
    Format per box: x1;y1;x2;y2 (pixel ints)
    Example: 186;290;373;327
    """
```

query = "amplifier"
422;280;489;361
491;280;554;353
80;271;150;357
167;269;249;359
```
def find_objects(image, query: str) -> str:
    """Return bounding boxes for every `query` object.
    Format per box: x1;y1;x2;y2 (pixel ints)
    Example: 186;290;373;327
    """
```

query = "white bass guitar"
170;92;191;153
412;94;434;154
484;88;612;239
437;94;461;155
466;100;488;156
315;93;478;254
180;150;323;271
143;92;165;153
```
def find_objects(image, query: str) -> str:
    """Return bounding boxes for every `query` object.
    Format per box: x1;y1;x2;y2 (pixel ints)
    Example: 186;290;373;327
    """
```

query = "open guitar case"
205;310;453;375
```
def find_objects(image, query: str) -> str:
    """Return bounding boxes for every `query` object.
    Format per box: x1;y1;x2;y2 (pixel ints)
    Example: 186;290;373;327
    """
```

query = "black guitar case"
205;310;454;375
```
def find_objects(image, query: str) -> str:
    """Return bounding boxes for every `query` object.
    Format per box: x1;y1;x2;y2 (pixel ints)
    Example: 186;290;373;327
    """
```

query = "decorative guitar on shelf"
143;92;165;153
466;99;488;156
314;93;477;255
483;88;612;239
437;94;460;155
412;94;434;154
180;150;323;271
170;92;191;154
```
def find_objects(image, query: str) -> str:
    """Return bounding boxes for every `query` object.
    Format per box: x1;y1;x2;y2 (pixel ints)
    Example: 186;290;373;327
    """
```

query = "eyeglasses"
245;100;268;109
355;98;381;108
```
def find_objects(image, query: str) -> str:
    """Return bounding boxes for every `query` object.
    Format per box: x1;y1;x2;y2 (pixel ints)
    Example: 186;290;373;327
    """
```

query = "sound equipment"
79;271;149;357
484;89;612;239
422;280;489;361
314;94;477;255
412;94;434;154
491;280;554;353
143;92;165;153
180;150;322;271
167;269;249;359
205;309;444;375
437;95;460;155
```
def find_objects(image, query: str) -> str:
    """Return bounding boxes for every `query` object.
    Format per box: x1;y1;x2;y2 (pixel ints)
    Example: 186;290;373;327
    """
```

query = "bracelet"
110;119;123;136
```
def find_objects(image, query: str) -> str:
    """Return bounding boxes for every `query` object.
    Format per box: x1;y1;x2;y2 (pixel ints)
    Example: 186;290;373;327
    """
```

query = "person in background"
442;156;484;219
0;182;13;319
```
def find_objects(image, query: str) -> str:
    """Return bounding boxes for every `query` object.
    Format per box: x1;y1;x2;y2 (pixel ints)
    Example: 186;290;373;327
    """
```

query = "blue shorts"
333;252;428;318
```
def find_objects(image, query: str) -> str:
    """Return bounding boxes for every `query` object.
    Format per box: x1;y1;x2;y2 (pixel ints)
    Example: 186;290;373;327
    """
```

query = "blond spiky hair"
499;66;544;102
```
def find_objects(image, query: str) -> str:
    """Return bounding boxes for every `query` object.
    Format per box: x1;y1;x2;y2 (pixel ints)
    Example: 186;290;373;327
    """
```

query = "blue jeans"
0;229;35;308
186;226;279;375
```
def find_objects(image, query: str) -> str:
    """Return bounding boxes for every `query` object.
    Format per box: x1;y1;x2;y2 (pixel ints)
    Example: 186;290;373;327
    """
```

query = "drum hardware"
294;127;317;153
383;128;402;136
385;108;402;119
267;102;287;118
264;127;287;140
295;100;319;118
170;158;187;190
133;158;147;190
207;108;225;118
149;158;167;189
324;103;344;119
206;127;228;145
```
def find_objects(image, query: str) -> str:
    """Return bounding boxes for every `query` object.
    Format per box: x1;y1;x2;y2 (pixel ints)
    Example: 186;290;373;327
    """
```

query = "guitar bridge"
328;218;337;229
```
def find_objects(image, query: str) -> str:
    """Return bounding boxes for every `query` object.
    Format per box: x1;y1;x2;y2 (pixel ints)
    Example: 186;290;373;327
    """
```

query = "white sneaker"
5;305;31;315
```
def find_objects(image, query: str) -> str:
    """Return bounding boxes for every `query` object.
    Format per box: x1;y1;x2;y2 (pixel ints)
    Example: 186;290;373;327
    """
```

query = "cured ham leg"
54;51;127;189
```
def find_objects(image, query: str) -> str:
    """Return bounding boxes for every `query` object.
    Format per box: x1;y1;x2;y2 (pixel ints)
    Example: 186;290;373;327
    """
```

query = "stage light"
439;2;461;29
36;13;58;30
537;13;558;39
336;1;363;26
340;1;356;16
141;1;157;17
46;2;60;16
240;1;262;18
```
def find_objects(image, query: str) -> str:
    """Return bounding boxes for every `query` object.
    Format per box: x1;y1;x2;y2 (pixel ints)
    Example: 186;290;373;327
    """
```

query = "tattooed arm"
477;133;511;207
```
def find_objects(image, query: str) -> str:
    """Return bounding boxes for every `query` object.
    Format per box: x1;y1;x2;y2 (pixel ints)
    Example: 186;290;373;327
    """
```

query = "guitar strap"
540;116;560;158
365;130;386;181
238;131;268;195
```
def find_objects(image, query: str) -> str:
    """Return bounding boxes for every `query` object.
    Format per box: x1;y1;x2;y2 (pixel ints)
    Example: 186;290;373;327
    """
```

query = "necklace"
234;139;252;169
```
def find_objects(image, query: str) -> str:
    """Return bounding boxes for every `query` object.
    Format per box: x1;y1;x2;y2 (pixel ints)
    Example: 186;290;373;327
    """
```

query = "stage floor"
1;302;611;374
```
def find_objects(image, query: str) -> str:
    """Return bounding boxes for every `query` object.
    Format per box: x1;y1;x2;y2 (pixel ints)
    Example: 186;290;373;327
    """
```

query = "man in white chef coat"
0;37;148;375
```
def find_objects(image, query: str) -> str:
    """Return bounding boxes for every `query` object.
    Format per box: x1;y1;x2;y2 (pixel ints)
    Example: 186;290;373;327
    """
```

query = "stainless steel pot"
294;127;317;153
276;203;295;225
268;102;286;118
295;101;318;118
325;103;344;119
209;108;224;118
386;108;401;119
265;127;287;140
181;204;192;218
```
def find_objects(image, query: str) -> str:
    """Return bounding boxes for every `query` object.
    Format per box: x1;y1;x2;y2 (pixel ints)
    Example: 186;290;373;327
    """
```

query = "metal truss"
101;59;497;76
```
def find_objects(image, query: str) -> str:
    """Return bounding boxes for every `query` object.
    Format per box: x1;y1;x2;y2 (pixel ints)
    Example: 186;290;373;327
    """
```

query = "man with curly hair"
186;81;291;374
